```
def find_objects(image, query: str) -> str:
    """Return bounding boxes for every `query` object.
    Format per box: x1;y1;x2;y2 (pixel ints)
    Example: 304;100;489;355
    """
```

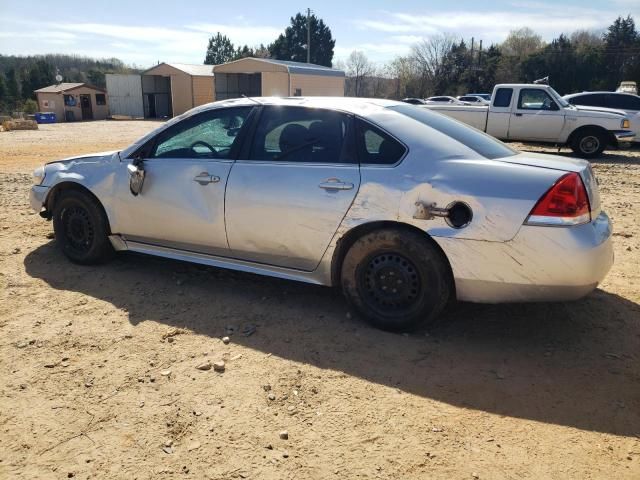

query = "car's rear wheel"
52;189;113;264
571;128;606;158
340;228;451;331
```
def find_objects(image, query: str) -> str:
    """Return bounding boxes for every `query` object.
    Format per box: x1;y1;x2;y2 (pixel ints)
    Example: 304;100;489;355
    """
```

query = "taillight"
525;172;591;226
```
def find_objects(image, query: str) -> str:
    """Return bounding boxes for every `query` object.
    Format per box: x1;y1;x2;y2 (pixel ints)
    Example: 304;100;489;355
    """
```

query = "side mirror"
549;102;560;111
127;159;146;196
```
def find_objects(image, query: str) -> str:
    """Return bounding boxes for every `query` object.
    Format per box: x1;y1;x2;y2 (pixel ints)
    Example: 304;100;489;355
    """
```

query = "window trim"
517;88;558;111
354;116;409;168
130;106;255;161
240;105;358;166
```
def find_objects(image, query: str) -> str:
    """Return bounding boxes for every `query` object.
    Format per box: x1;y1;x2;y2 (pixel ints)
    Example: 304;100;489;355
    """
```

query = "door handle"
319;179;354;191
193;172;220;185
514;113;523;117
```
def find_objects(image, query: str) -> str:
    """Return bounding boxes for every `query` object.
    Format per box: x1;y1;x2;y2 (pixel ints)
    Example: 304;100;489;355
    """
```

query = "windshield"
389;104;518;159
548;87;570;108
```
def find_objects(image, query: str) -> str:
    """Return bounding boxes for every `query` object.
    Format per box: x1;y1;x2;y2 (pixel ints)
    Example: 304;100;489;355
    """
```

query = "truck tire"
52;189;114;265
340;228;452;331
570;128;606;158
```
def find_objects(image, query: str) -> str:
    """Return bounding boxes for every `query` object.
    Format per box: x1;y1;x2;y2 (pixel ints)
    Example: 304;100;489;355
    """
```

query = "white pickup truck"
421;84;635;157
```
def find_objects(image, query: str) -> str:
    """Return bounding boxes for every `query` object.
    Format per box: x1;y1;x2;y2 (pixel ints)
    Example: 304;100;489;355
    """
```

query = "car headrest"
279;123;309;153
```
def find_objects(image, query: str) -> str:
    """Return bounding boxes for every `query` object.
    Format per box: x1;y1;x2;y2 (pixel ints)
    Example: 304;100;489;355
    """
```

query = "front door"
113;106;254;255
80;94;93;120
225;106;360;271
508;88;565;141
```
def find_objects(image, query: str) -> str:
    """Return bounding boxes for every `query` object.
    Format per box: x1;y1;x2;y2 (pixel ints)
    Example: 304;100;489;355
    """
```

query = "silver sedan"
30;97;614;331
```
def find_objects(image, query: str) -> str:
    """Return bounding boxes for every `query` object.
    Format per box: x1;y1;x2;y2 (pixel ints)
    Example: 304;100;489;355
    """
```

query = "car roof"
564;91;638;98
190;96;404;116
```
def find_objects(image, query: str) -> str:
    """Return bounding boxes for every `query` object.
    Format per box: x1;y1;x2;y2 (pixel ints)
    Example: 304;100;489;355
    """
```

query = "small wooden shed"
35;83;109;122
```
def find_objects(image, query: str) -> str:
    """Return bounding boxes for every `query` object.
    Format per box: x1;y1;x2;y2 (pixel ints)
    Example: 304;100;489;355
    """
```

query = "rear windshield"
389;104;518;159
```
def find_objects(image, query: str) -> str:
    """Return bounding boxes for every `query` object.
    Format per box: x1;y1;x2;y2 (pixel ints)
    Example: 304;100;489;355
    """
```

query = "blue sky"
0;0;638;67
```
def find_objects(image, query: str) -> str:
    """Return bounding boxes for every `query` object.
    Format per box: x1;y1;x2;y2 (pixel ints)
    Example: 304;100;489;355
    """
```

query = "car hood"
46;150;119;166
569;105;626;117
495;151;588;173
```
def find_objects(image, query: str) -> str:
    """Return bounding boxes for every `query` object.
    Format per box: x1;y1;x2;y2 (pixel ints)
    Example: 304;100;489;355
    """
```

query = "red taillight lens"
526;172;591;226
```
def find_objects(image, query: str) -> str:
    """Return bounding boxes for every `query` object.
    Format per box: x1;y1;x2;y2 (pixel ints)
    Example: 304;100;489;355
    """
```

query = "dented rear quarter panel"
338;111;566;243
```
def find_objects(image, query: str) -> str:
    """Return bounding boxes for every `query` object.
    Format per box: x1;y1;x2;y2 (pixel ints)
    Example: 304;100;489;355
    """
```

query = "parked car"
616;81;638;95
457;95;490;105
563;91;640;143
422;84;634;157
426;96;465;104
30;97;613;331
402;98;427;105
467;93;492;101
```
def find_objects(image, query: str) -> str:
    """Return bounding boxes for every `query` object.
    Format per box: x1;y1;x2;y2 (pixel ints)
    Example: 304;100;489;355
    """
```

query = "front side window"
569;94;600;107
493;88;513;108
150;107;252;159
250;106;354;163
356;119;406;165
517;89;557;110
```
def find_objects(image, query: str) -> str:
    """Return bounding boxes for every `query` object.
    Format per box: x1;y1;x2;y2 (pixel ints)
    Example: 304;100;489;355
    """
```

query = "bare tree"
409;33;457;97
346;50;373;97
501;27;544;58
570;29;603;52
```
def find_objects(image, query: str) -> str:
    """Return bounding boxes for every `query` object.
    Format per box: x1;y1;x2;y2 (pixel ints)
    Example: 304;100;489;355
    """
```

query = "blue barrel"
34;112;57;124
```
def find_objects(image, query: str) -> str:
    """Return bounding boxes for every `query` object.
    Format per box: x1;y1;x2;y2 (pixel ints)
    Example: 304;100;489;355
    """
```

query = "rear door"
508;88;565;141
225;106;360;271
113;106;253;255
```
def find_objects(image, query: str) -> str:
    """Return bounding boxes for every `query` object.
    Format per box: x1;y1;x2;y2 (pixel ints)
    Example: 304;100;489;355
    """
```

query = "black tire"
340;228;452;331
52;189;113;265
570;128;606;158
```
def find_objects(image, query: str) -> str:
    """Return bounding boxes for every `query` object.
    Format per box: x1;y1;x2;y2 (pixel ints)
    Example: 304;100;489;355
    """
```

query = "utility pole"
307;8;311;64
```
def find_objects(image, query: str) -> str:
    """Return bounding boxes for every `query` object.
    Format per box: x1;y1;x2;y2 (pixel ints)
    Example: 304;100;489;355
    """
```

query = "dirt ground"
0;120;639;479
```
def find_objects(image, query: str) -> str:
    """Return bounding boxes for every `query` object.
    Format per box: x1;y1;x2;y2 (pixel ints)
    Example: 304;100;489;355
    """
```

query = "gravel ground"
0;121;639;479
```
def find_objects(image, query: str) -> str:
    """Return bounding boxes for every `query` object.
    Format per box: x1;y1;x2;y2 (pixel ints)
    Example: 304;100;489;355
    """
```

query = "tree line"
0;54;138;113
343;15;640;98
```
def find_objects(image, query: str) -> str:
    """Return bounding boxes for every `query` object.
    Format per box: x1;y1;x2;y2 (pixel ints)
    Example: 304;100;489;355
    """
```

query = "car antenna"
241;95;262;105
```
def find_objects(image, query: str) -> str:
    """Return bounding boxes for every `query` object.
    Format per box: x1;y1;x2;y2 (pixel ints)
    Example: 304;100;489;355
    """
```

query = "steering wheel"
190;140;216;155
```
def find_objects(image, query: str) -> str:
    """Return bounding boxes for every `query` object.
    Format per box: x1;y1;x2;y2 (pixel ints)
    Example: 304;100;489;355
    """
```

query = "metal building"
105;74;144;118
142;63;214;117
213;58;345;99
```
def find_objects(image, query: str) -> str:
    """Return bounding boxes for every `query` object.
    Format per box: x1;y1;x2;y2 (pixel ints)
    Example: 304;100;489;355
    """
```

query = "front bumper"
30;185;50;213
435;211;614;303
611;130;635;143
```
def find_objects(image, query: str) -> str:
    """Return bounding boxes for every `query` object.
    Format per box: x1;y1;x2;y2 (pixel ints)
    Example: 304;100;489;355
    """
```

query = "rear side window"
355;119;406;165
390;104;517;159
493;88;513;108
250;106;355;164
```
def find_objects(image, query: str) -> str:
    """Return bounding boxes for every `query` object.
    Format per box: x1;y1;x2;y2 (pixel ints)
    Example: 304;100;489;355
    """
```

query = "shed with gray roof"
213;57;345;100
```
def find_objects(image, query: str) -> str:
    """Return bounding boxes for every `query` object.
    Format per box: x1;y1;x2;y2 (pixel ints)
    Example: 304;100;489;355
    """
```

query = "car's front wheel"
52;189;113;264
570;128;607;158
340;228;452;331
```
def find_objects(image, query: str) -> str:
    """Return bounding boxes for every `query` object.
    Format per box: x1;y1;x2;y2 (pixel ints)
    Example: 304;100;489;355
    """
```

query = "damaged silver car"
30;97;614;330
